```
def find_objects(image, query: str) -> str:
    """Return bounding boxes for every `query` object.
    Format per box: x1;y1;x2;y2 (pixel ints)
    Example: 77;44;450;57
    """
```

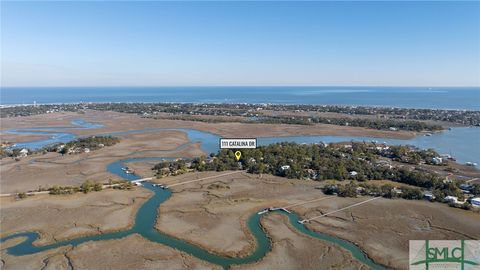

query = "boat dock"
131;177;154;184
257;207;291;215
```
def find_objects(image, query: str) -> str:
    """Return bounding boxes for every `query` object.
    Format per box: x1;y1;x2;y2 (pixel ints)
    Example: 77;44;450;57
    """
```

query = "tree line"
2;102;479;126
153;142;479;204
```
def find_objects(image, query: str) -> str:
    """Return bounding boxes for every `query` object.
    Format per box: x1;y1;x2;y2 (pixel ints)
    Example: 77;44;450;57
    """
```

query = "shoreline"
1;93;480;111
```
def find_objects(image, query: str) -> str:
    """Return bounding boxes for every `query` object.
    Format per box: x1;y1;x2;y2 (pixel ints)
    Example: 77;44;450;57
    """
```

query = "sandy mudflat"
2;170;479;270
0;134;50;144
0;110;414;194
1;110;478;270
0;188;151;245
1;110;416;139
296;198;480;270
154;171;480;269
0;234;218;270
0;244;72;270
67;234;219;270
232;213;366;270
0;130;198;194
154;171;334;257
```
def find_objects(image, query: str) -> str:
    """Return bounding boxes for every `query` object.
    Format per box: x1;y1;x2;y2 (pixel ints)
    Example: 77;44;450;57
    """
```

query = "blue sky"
1;1;479;87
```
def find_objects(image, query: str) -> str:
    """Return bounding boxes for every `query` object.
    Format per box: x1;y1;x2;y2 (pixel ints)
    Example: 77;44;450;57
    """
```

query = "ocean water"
1;86;479;110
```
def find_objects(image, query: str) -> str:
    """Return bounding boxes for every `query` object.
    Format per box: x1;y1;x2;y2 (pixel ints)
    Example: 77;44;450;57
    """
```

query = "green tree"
81;180;94;193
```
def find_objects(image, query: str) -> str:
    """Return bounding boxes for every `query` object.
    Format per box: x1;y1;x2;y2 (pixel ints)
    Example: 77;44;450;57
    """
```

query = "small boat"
466;162;478;167
153;184;166;189
425;133;432;136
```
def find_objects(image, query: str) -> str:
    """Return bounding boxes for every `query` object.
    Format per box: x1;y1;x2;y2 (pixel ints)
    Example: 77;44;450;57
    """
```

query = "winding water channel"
2;119;479;269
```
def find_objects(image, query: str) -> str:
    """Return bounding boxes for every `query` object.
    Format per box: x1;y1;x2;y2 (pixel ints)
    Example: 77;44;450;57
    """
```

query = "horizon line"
2;85;480;88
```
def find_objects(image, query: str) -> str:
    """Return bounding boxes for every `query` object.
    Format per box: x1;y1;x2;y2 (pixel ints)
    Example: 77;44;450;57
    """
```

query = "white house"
19;148;29;157
471;197;480;208
349;171;358;177
56;144;65;152
423;192;436;201
280;165;290;171
444;196;458;203
392;187;403;195
432;157;443;165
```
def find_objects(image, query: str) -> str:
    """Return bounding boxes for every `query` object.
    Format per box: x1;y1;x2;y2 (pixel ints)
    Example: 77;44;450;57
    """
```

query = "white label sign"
220;138;257;149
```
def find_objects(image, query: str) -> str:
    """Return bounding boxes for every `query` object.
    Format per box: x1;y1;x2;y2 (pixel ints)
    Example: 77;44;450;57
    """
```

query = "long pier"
166;171;243;188
298;196;382;224
280;196;332;209
131;177;154;184
466;177;479;183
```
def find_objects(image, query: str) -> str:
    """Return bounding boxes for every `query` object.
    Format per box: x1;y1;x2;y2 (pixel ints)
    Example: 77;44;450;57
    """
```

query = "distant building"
56;144;65;152
431;157;443;165
444;196;458;203
392;187;403;195
349;171;358;177
459;184;473;191
471;197;480;208
423;192;435;201
19;148;29;157
280;165;290;171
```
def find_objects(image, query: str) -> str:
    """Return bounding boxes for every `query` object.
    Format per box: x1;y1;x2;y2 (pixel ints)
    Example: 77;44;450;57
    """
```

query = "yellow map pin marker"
234;151;242;161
